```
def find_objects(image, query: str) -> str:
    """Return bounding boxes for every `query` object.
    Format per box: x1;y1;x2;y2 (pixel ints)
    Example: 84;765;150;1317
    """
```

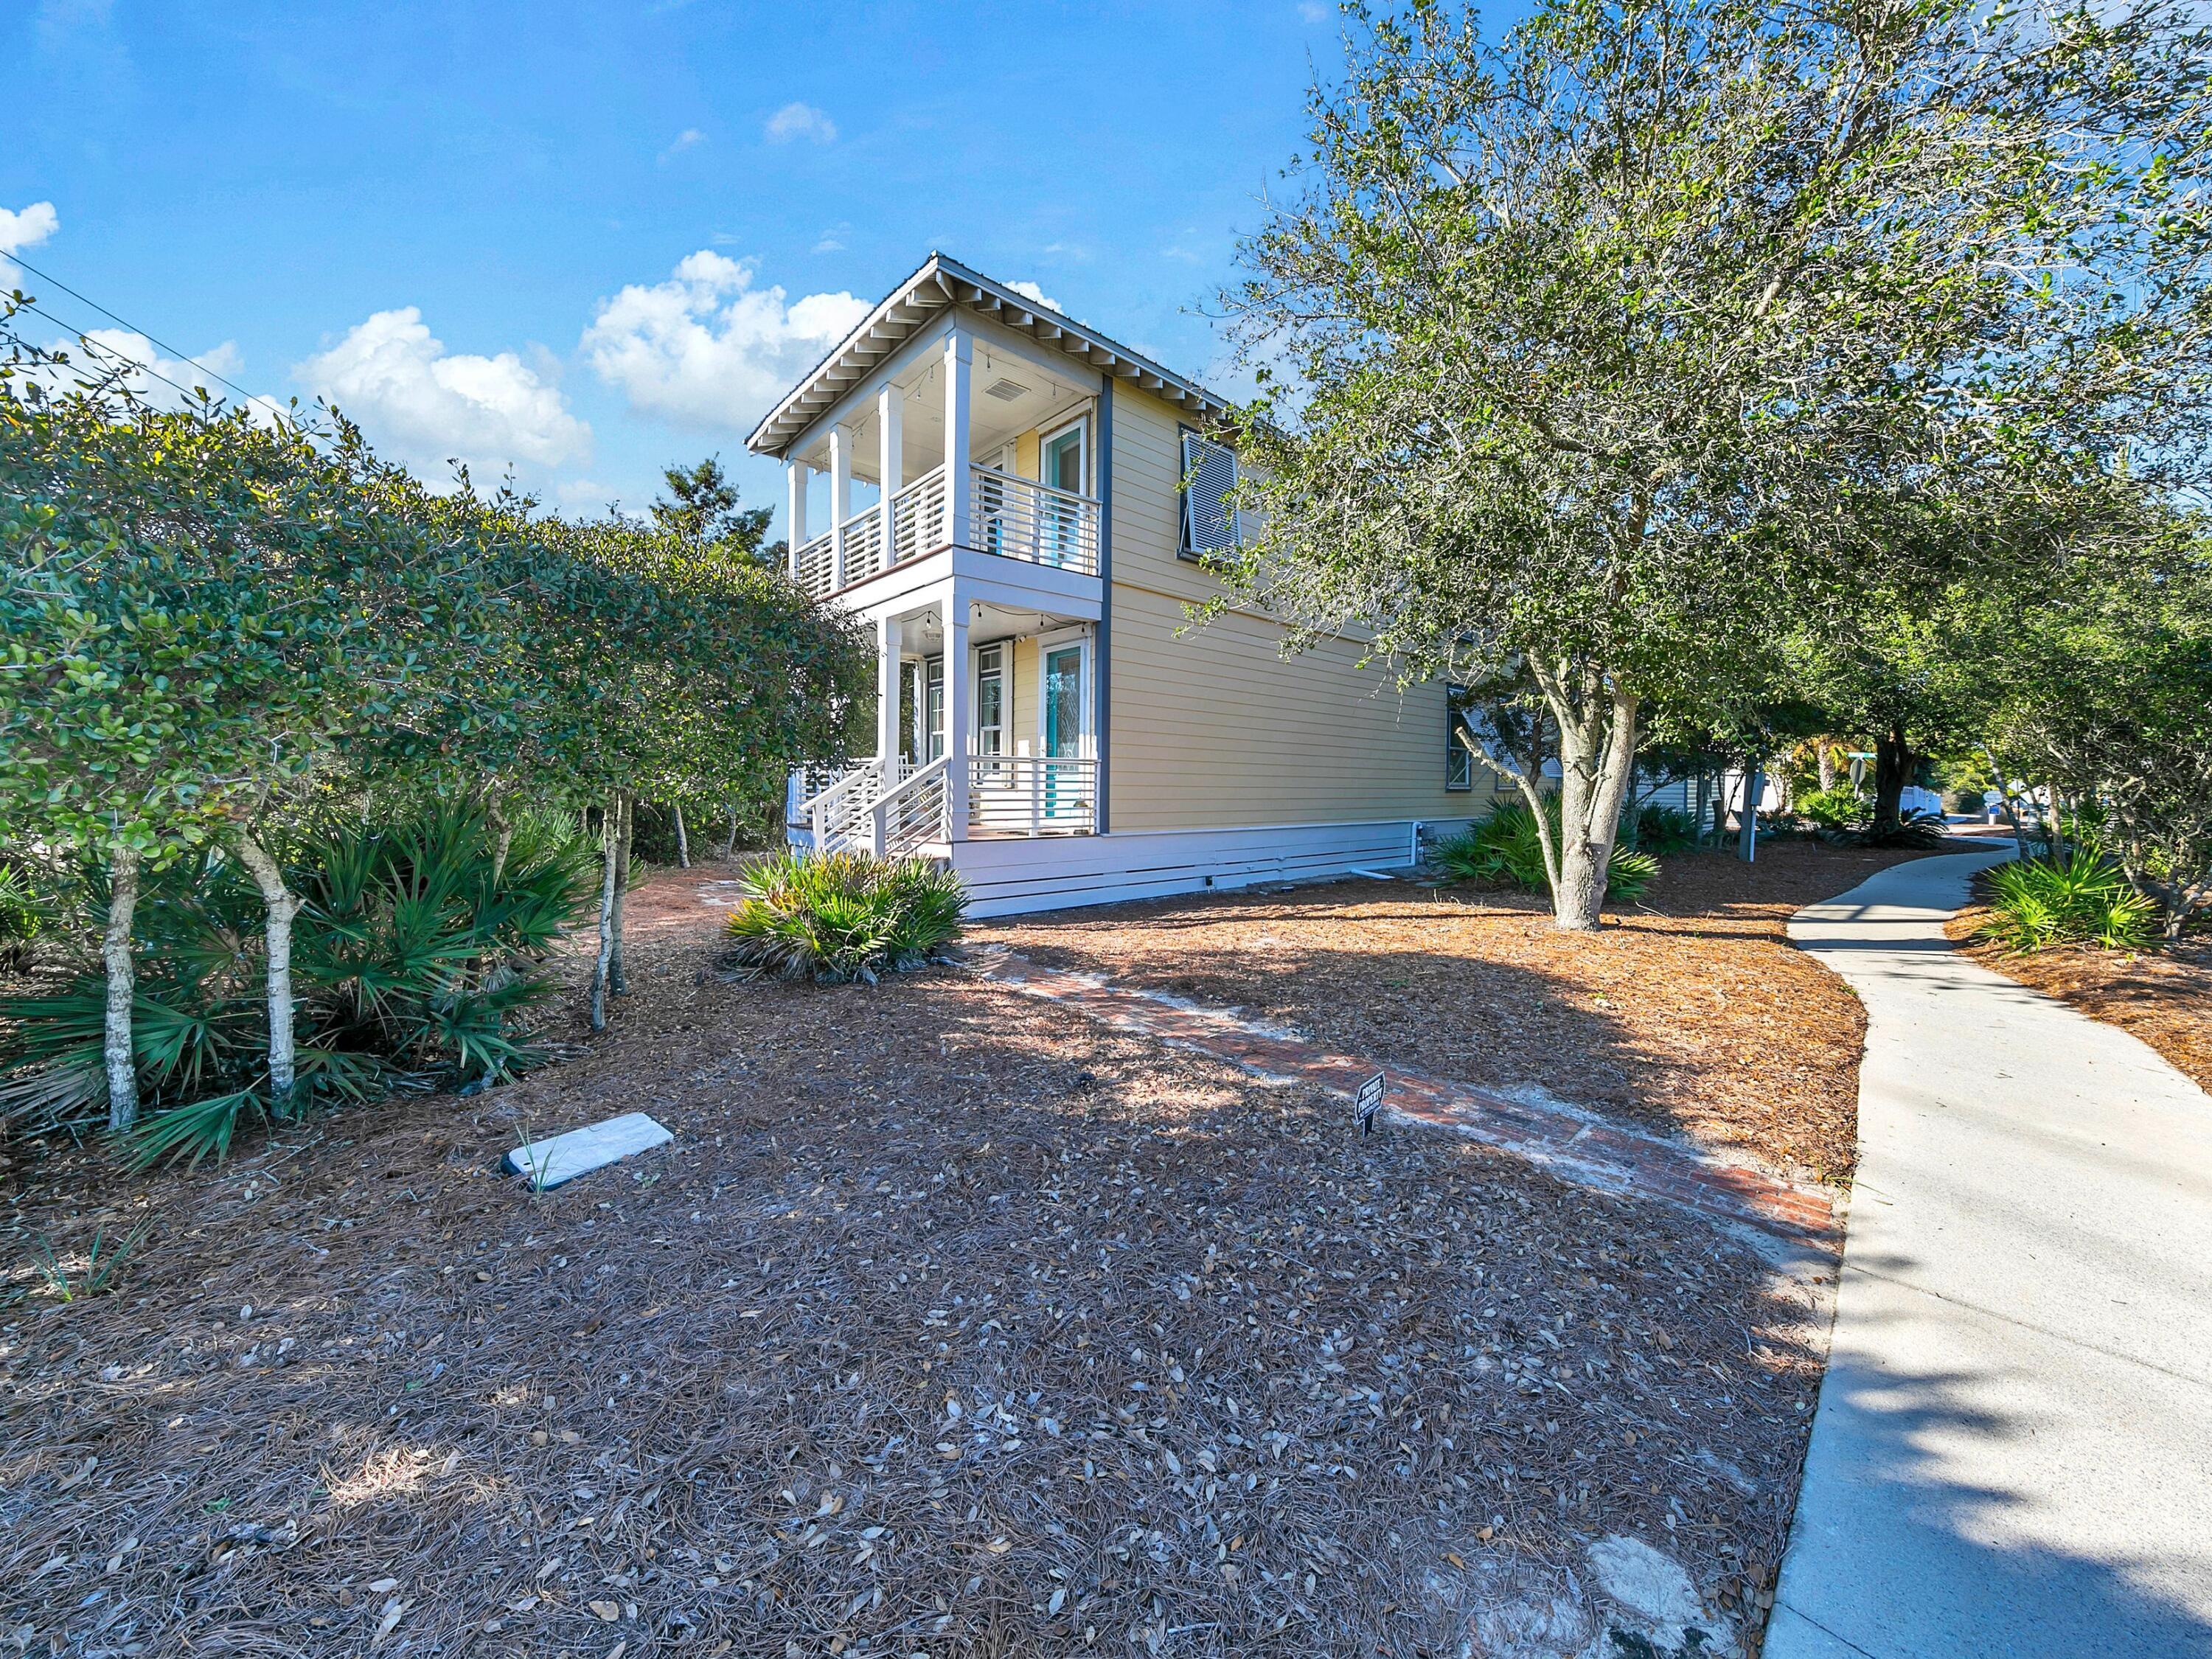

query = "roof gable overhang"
743;251;1233;460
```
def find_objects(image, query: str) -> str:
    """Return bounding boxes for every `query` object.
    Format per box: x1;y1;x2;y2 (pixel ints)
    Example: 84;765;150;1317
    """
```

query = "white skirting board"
950;818;1476;917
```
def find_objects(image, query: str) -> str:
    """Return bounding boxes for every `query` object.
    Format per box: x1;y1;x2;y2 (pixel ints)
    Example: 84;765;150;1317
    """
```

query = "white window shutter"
1180;431;1239;554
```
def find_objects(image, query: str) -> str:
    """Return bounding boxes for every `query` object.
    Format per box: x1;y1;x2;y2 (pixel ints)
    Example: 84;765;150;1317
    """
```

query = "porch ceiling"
900;600;1082;654
786;347;1096;482
744;251;1233;462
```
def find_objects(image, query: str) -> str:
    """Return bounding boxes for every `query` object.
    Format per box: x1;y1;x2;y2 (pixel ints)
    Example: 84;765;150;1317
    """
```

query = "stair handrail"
868;752;952;856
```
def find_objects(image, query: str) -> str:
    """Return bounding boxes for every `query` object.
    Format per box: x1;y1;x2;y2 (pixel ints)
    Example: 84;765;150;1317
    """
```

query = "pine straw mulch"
1948;906;2212;1096
0;866;1823;1658
984;841;1939;1188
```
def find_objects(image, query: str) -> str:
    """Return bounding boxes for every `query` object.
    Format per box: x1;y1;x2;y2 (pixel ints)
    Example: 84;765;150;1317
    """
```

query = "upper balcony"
751;255;1236;612
789;462;1099;602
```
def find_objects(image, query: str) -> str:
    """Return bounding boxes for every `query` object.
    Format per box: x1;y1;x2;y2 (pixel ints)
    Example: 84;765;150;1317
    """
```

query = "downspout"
1094;372;1114;835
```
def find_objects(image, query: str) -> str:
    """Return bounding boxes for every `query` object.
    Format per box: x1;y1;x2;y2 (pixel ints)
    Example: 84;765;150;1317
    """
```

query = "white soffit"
745;252;1233;459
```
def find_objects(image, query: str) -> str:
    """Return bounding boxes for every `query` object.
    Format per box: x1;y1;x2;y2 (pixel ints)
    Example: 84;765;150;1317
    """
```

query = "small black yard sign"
1354;1070;1385;1137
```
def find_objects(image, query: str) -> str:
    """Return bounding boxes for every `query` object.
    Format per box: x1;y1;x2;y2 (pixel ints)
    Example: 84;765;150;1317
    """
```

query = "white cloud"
660;127;706;161
0;200;60;284
765;102;837;145
296;307;591;482
581;251;869;431
1298;1;1330;21
0;201;59;257
1005;279;1065;314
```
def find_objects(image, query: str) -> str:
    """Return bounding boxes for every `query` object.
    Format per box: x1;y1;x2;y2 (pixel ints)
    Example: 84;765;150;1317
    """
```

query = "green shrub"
1434;800;1660;901
0;863;41;973
1796;785;1867;831
1950;787;1987;816
725;850;966;984
0;804;598;1166
1857;807;1952;849
1623;805;1700;855
1979;851;2157;953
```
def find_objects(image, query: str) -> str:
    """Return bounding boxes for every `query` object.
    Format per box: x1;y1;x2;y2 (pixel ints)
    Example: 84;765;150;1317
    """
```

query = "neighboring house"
747;253;1500;916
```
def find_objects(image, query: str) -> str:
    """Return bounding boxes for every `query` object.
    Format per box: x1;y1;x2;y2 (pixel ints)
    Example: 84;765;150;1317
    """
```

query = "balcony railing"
969;754;1097;836
788;465;1100;600
892;465;948;563
970;467;1101;578
793;528;835;595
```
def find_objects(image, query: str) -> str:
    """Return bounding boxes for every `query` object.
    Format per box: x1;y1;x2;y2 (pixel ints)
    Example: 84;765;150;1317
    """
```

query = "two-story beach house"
748;254;1503;916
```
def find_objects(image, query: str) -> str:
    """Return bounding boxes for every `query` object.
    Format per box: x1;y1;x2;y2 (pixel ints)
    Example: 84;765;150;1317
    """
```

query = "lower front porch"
790;578;1101;856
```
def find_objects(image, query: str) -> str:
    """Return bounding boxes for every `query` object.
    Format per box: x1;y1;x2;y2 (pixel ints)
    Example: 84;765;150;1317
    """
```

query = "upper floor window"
1179;430;1241;559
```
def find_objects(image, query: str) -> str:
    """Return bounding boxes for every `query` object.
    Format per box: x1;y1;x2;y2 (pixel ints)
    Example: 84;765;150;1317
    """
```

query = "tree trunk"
609;790;633;996
1988;762;2031;861
102;841;142;1133
588;790;619;1032
672;800;690;869
1532;665;1639;933
487;793;515;891
721;801;740;860
232;832;304;1110
2045;789;2068;861
1818;742;1836;793
1738;768;1765;863
1870;723;1910;836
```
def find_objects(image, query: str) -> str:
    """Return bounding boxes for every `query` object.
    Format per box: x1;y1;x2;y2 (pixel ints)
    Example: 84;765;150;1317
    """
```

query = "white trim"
1038;411;1089;497
971;639;1007;759
951;818;1476;918
745;252;1232;459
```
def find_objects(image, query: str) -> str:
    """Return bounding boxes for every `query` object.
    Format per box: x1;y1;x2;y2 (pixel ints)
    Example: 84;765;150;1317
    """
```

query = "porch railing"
804;760;887;853
970;466;1100;577
788;465;1101;600
969;754;1098;836
841;505;886;586
891;465;948;563
793;529;835;596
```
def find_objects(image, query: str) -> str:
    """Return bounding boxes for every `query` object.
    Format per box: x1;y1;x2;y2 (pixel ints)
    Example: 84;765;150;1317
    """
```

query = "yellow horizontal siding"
1093;386;1498;831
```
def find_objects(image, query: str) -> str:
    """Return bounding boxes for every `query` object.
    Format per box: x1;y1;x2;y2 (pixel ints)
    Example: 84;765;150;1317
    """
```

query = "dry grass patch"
987;842;1935;1185
0;874;1823;1657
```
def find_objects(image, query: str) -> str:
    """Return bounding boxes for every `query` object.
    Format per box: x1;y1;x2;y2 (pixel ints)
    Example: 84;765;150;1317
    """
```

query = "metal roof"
743;251;1233;459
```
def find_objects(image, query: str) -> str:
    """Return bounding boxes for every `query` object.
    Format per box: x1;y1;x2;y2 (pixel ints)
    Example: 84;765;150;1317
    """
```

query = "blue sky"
2;0;1349;533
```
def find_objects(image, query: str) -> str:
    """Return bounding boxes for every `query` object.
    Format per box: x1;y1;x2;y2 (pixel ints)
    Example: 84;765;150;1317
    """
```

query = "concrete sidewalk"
1768;850;2212;1658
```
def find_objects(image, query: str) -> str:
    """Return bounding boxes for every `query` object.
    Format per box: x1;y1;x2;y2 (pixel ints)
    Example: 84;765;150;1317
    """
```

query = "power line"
5;251;294;424
10;297;234;412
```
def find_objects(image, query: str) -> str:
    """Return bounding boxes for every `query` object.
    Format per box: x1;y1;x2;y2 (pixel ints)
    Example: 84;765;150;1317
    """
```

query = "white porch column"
877;382;903;563
943;580;972;840
784;459;810;581
877;613;902;773
942;330;973;550
828;422;854;591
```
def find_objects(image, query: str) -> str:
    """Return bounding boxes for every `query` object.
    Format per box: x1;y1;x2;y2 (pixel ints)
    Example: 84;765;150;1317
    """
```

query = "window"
902;656;946;762
1446;688;1475;791
924;655;945;761
975;643;1006;773
1179;429;1240;558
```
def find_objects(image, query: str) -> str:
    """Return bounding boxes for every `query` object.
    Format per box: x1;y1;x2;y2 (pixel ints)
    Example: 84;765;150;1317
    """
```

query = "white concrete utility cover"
503;1113;672;1189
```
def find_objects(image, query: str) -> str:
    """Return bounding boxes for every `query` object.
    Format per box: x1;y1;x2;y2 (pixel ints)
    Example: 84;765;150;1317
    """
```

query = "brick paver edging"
967;946;1837;1251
